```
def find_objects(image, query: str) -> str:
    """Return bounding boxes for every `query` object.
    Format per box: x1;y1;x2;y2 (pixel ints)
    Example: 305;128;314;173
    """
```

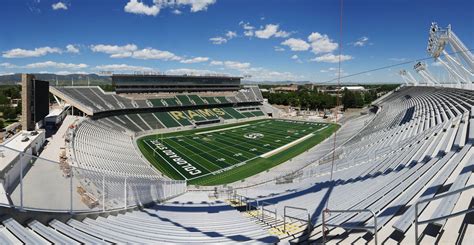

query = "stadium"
0;2;473;245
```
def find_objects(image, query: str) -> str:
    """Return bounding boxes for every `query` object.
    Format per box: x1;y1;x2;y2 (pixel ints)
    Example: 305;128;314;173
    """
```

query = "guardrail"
261;201;278;223
414;184;474;245
230;191;246;206
0;145;186;214
245;198;259;212
283;206;311;235
322;208;378;244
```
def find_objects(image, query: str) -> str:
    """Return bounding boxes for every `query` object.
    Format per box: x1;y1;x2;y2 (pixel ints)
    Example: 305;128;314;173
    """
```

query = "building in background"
21;74;49;131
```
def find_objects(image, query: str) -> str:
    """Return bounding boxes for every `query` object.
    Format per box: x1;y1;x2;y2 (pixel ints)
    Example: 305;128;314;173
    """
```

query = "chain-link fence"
0;145;186;213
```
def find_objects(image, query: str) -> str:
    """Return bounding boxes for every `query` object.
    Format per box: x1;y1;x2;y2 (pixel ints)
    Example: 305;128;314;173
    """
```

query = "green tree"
342;88;355;109
0;94;8;105
2;107;17;120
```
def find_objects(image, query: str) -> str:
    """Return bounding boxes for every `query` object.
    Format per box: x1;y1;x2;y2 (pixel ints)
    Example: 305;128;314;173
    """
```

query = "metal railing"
261;201;278;223
245;198;259;212
283;206;311;235
230;192;246;206
414;184;474;245
322;208;378;244
0;145;186;214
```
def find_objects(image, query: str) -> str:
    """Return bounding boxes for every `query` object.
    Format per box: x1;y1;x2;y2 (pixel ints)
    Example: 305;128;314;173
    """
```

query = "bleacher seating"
96;107;266;132
234;86;473;244
0;205;278;244
176;95;194;106
51;85;265;114
3;85;471;244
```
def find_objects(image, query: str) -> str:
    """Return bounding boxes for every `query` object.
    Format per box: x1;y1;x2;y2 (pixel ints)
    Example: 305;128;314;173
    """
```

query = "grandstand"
0;23;472;244
0;84;472;244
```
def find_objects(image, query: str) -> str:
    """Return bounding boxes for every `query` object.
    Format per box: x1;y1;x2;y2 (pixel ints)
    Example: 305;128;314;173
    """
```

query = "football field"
137;119;338;185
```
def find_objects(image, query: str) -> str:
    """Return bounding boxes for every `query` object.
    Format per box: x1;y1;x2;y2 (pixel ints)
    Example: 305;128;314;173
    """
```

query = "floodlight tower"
427;22;473;84
414;62;439;85
399;70;418;85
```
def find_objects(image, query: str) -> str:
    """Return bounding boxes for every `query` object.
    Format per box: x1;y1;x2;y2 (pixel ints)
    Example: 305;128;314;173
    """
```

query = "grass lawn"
137;118;339;186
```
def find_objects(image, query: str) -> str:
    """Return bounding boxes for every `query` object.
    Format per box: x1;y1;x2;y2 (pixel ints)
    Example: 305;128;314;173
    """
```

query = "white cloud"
275;30;291;38
281;38;310;51
308;32;338;54
311;53;353;63
66;44;79;53
90;44;182;61
244;30;254;37
212;60;251;70
241;67;299;81
224;61;250;70
209;36;227;45
239;21;255;36
124;0;160;16
132;48;181;60
210;30;236;45
389;57;407;62
0;63;16;68
131;0;216;15
174;0;216;12
166;68;221;75
52;2;68;10
172;9;182;14
225;31;237;39
55;71;89;75
3;46;62;58
90;44;137;56
180;56;209;64
255;24;290;39
274;46;285;52
431;61;443;67
210;60;223;66
241;22;254;30
352;36;369;47
95;64;154;72
25;61;88;69
208;60;298;80
291;55;298;60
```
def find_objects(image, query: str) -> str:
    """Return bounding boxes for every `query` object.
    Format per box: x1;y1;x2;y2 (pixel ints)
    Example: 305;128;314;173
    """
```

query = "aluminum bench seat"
28;220;79;244
49;219;109;244
2;218;49;244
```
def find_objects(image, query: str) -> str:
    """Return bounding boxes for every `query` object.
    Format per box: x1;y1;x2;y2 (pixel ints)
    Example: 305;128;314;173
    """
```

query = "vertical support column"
102;175;105;212
124;177;127;209
322;209;327;244
415;204;419;245
20;153;24;210
70;169;73;213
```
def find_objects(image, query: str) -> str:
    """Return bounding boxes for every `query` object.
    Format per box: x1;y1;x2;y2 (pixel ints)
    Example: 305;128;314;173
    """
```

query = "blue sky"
0;0;472;83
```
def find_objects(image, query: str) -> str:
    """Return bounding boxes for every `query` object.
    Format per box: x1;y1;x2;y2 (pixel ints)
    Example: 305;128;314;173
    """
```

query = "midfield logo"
244;132;264;139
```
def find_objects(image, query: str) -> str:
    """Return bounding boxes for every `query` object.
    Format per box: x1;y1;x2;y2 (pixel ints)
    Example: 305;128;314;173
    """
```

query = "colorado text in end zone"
149;139;202;176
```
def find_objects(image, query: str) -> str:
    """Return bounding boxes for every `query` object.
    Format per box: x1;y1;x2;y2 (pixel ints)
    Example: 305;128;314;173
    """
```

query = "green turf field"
137;119;338;185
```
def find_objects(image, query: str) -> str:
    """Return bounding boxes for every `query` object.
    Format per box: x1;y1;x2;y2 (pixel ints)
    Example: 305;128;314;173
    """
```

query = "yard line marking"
144;140;189;180
164;139;219;172
260;133;315;158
